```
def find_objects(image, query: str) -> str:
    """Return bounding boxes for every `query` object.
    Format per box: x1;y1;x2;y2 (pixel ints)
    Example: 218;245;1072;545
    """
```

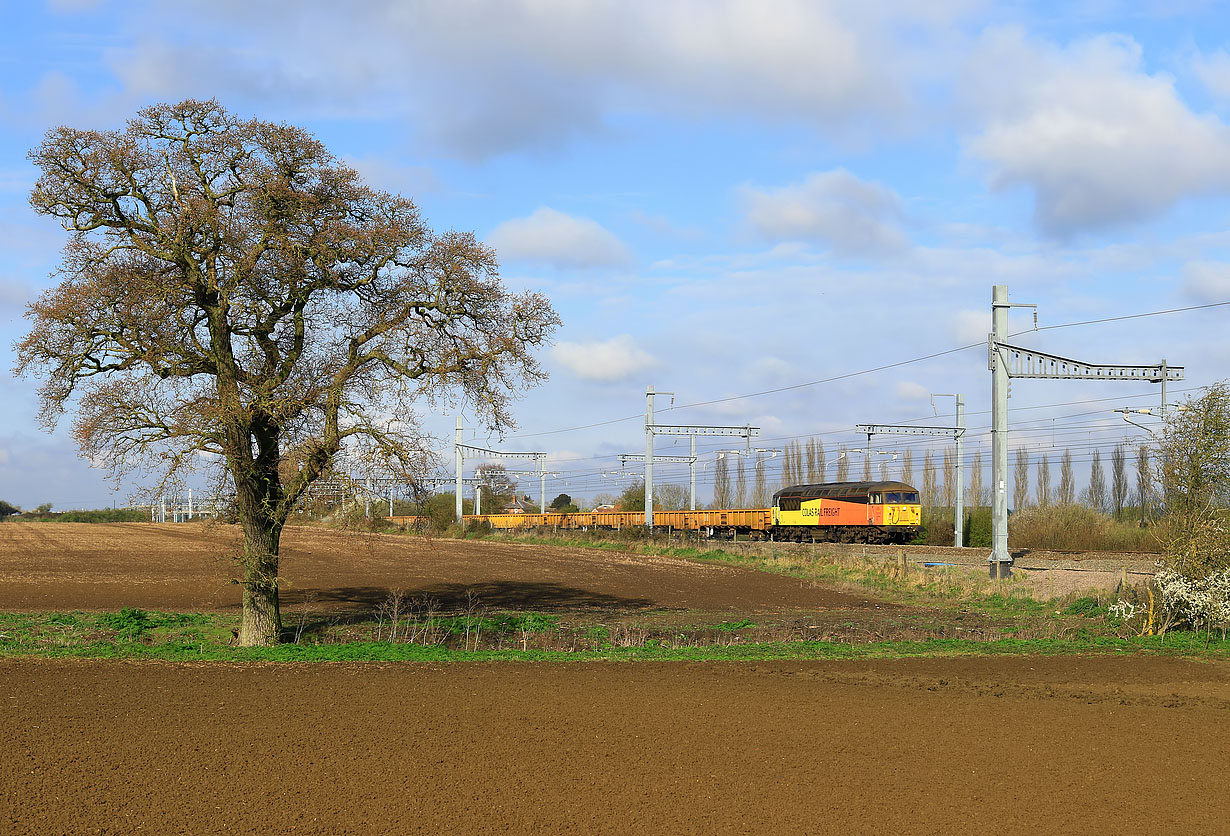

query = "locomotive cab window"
903;492;919;503
870;493;882;504
886;492;901;503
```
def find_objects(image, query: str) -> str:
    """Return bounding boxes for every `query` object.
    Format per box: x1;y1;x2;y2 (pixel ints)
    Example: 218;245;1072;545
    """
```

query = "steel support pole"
645;386;655;528
1161;358;1168;418
455;416;464;523
475;484;481;516
990;286;1012;576
689;435;696;511
954;395;964;548
540;462;546;514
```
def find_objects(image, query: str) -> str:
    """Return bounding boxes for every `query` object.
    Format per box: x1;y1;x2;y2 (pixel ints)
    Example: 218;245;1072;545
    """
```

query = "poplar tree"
1086;449;1107;512
752;455;767;507
1037;454;1051;507
1013;447;1029;511
968;448;984;506
835;445;850;481
735;455;747;508
921;449;936;508
900;448;914;486
713;454;731;509
941;447;954;508
1135;443;1151;524
1058;449;1075;505
1111;444;1128;520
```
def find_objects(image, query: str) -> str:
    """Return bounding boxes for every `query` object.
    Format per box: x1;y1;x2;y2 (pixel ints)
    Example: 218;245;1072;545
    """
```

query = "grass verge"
2;609;1227;662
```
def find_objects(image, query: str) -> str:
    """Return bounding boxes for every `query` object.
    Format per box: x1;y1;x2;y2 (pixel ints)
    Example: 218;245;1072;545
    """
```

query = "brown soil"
0;522;875;615
1;656;1226;835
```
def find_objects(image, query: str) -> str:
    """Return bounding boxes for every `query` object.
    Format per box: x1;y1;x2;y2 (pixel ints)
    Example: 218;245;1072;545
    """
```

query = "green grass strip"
2;634;1227;663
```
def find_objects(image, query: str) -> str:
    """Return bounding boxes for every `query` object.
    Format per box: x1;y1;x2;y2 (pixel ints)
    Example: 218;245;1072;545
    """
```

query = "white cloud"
552;335;656;382
1192;48;1230;101
89;1;971;159
739;170;908;257
962;28;1230;236
487;208;631;269
1183;260;1230;303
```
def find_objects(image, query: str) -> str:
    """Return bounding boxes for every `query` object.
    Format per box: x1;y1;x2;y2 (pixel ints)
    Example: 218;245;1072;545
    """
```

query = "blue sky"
3;0;1230;509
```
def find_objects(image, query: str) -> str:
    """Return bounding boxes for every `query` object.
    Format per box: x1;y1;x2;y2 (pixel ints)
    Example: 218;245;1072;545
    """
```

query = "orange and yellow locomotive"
443;480;921;544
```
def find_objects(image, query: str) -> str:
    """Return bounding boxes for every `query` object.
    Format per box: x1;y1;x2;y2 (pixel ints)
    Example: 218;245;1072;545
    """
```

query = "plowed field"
3;523;1226;834
0;522;875;614
2;657;1226;835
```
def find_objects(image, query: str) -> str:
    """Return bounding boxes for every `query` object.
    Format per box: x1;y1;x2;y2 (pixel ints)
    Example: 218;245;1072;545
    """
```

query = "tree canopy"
16;100;559;644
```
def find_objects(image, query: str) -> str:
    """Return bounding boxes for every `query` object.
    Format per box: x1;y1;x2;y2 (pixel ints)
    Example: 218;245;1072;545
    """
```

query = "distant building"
502;496;539;514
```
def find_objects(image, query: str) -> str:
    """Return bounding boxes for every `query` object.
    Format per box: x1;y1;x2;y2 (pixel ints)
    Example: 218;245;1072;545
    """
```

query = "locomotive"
420;480;922;544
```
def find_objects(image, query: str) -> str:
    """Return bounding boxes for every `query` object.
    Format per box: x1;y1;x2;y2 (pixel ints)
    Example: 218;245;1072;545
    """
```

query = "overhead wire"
483;298;1225;495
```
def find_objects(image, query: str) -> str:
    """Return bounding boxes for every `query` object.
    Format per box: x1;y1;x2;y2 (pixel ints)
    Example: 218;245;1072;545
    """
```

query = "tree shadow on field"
280;580;658;632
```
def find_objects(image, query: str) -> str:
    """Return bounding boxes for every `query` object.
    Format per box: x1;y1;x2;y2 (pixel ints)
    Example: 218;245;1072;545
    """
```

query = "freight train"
396;481;922;544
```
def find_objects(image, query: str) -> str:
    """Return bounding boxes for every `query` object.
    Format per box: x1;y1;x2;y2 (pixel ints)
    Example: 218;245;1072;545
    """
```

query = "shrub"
964;507;992;548
98;607;153;638
1008;504;1156;552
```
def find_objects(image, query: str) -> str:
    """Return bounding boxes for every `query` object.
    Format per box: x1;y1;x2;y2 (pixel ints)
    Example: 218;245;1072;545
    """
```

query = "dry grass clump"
1008;504;1156;552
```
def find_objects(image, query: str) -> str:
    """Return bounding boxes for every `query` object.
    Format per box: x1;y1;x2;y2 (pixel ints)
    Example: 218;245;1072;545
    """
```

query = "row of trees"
699;433;1155;517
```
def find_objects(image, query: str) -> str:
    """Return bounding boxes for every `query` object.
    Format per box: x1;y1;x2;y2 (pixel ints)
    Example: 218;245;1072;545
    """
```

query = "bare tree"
862;450;872;481
475;464;518;511
900;448;914;486
1085;449;1107;512
15;101;559;645
1013;447;1030;511
804;439;817;483
1037;454;1051;507
1111;444;1129;520
968;448;984;507
879;460;889;481
835;445;850;481
713;454;731;509
752;455;768;507
1058;449;1075;505
1136;443;1151;525
655;484;688;511
921;449;936;508
734;455;747;508
780;444;794;488
812;439;827;483
940;447;954;508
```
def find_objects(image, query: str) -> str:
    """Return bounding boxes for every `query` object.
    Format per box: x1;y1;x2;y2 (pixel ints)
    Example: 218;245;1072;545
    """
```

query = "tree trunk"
238;518;283;646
